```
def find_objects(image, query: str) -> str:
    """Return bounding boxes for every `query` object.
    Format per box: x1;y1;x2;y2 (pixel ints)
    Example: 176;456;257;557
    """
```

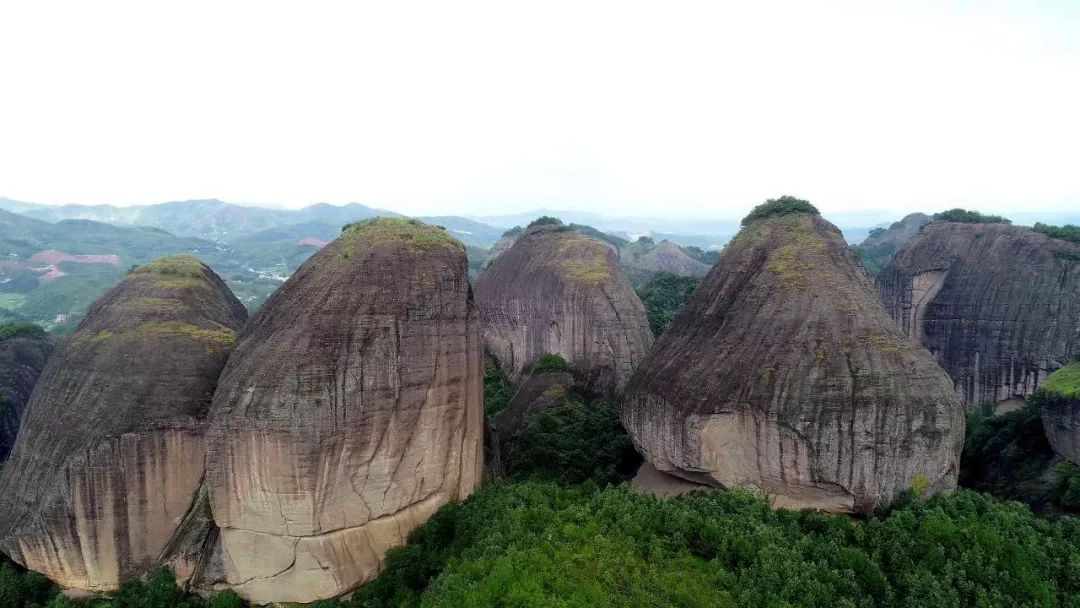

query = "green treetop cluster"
932;209;1011;224
741;196;820;226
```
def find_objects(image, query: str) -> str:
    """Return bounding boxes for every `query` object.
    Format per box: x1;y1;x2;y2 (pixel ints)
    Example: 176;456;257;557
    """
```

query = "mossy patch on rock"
763;215;828;289
557;234;612;284
133;255;207;278
126;298;188;313
1044;362;1080;399
134;321;237;346
339;217;464;260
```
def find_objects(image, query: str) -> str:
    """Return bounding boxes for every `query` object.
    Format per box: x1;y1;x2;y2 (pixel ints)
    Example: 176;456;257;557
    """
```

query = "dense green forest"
636;273;702;336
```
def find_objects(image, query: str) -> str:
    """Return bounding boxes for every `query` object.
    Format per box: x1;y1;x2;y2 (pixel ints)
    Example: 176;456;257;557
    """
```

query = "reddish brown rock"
0;327;53;462
0;256;246;592
203;218;483;603
878;222;1080;406
474;223;653;395
622;203;965;514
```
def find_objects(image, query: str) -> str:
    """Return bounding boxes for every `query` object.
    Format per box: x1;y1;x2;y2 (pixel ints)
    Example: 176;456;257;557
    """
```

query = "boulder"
474;223;653;395
1039;361;1080;464
622;203;965;514
203;218;483;603
878;222;1080;406
0;256;246;592
0;327;53;461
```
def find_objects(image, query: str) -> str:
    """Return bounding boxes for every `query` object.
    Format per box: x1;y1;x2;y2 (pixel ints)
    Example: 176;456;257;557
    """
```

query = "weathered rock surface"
622;209;965;514
0;330;53;462
475;223;653;395
491;372;575;465
203;218;483;604
1039;362;1080;464
0;256;246;592
878;222;1080;406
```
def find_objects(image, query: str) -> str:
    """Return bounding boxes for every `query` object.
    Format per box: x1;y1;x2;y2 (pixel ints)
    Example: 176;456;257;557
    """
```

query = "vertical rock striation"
622;204;965;514
878;222;1080;406
0;256;246;593
0;328;53;462
474;223;653;395
203;218;483;604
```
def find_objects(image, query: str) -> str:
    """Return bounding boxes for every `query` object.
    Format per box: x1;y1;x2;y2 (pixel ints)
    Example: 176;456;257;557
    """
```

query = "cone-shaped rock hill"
622;200;965;514
474;221;652;395
203;218;483;603
0;255;246;593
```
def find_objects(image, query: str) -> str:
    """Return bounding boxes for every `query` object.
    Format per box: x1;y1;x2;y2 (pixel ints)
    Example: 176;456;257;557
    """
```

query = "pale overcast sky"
1;0;1077;218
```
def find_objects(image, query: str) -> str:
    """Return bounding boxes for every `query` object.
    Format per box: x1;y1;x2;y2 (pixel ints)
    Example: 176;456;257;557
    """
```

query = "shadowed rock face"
0;333;54;462
474;224;653;395
855;212;932;278
204;218;483;604
0;256;246;593
622;213;964;514
491;372;575;466
1040;362;1080;464
878;222;1080;406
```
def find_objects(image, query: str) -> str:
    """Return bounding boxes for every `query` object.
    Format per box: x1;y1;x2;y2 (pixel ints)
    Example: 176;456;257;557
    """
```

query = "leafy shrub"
568;224;628;248
740;196;819;226
635;236;654;246
0;557;57;608
1052;462;1080;511
1043;361;1080;398
1032;222;1080;245
636;272;701;336
530;353;569;374
483;366;515;417
932;208;1011;224
527;216;561;228
501;225;523;238
0;323;47;342
508;399;640;486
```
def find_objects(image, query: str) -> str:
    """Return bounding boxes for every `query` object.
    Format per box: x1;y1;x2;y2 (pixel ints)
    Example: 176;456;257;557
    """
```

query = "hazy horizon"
2;1;1078;219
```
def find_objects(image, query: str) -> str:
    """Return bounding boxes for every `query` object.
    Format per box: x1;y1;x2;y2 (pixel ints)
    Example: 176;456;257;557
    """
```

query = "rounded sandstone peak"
474;219;653;396
0;255;246;593
203;218;483;604
622;204;965;514
1040;361;1080;465
878;221;1080;406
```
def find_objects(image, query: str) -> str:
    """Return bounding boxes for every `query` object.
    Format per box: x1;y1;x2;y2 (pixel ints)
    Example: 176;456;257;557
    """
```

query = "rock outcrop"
203;218;483;604
0;256;246;593
878;222;1080;406
622;202;965;514
474;222;653;395
0;327;53;462
1039;361;1080;465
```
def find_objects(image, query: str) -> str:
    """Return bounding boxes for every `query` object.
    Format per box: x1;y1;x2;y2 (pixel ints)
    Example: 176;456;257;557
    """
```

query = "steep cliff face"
878;222;1080;406
0;256;246;593
1040;362;1080;465
474;223;653;395
622;208;965;514
203;218;483;604
0;329;53;461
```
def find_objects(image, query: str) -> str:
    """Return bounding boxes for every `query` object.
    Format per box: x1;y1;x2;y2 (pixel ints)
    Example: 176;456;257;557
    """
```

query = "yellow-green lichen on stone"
133;321;237;346
557;234;612;284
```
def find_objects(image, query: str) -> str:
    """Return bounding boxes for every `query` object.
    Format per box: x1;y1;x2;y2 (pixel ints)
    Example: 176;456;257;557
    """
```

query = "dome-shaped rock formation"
620;239;711;286
203;218;483;604
0;324;53;462
1039;361;1080;465
474;222;652;395
0;256;246;592
622;201;965;514
878;222;1080;406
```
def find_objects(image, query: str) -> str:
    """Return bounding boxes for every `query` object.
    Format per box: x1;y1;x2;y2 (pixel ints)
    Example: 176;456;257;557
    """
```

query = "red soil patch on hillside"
297;237;328;248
